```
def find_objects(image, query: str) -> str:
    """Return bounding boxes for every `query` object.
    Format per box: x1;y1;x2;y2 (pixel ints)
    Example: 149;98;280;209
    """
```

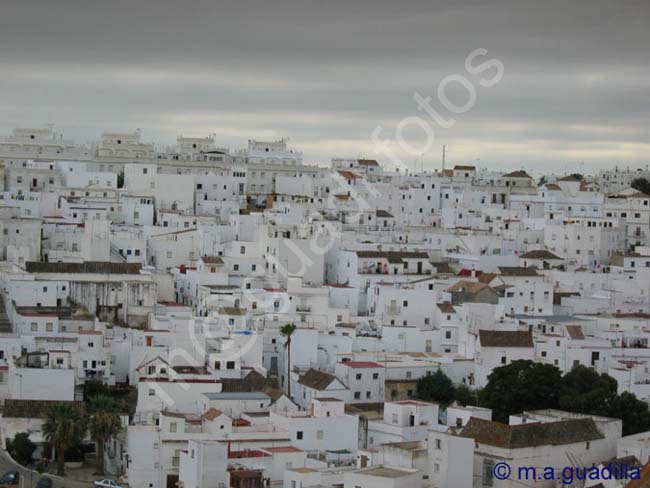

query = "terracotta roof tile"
479;330;534;348
460;417;603;448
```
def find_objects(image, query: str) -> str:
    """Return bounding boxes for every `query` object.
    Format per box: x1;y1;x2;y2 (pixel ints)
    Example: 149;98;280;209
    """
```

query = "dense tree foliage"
479;360;562;422
416;370;456;405
88;395;123;475
454;384;480;407
558;365;617;415
609;392;650;436
632;177;650;196
479;362;650;435
84;379;136;417
6;432;36;466
43;403;86;476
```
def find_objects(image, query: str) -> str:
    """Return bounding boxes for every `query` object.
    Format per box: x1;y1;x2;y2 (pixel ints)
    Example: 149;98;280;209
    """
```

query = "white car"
94;480;123;488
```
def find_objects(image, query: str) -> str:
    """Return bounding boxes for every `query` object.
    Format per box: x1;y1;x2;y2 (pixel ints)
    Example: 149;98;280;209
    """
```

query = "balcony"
386;305;401;316
296;305;311;313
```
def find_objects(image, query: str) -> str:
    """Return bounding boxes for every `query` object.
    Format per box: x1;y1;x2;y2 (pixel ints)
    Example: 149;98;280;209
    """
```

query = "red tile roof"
338;361;383;369
229;449;269;459
262;446;303;453
338;170;361;180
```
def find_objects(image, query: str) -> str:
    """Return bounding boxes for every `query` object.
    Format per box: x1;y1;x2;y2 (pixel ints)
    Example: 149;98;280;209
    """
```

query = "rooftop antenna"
442;145;446;171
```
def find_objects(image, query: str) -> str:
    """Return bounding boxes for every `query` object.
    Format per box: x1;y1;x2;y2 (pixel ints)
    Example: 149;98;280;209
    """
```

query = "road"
0;447;93;488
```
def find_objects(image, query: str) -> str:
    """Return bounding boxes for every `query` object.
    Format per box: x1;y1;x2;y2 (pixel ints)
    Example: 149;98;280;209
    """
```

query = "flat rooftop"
203;392;270;400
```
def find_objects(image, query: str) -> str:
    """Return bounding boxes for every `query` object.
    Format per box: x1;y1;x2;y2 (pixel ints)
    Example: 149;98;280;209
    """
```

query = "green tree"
631;177;650;196
454;384;480;407
280;323;297;399
608;391;650;436
480;360;562;422
416;370;455;405
88;395;123;475
559;365;617;415
42;403;86;476
6;432;36;466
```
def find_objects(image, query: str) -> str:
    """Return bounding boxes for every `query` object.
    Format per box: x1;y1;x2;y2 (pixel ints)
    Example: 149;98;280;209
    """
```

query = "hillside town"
2;126;650;488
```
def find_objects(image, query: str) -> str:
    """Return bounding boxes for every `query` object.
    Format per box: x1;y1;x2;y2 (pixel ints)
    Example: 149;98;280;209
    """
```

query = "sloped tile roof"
479;330;534;348
26;261;142;274
520;250;562;260
298;369;338;390
459;417;603;448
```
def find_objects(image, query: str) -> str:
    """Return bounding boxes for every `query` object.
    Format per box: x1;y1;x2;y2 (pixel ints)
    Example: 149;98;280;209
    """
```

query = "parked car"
0;471;19;486
94;480;123;488
36;477;53;488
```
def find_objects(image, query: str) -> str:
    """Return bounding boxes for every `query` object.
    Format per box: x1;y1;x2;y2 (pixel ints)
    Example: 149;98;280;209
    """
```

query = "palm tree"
280;323;297;399
42;403;86;476
88;395;123;476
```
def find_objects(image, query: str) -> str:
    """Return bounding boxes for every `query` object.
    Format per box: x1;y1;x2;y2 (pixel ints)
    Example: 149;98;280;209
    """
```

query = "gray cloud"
1;0;649;172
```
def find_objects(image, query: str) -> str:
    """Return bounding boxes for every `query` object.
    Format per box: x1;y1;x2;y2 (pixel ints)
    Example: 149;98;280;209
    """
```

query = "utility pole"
442;145;446;171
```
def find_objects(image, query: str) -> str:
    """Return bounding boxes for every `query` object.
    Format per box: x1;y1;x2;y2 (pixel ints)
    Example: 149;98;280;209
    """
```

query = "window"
296;431;303;440
169;422;177;433
240;246;246;254
316;430;324;440
356;373;362;380
30;322;38;331
403;300;408;307
46;322;53;332
148;388;155;396
483;459;494;487
354;391;361;399
445;331;452;339
372;373;379;379
226;361;235;369
501;356;507;364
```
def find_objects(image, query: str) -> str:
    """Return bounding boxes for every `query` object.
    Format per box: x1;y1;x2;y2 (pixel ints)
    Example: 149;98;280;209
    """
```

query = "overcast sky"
1;0;649;173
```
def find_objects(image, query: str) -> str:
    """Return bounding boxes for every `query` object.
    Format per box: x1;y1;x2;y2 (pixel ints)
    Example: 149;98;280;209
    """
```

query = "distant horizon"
3;123;649;177
2;0;649;173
